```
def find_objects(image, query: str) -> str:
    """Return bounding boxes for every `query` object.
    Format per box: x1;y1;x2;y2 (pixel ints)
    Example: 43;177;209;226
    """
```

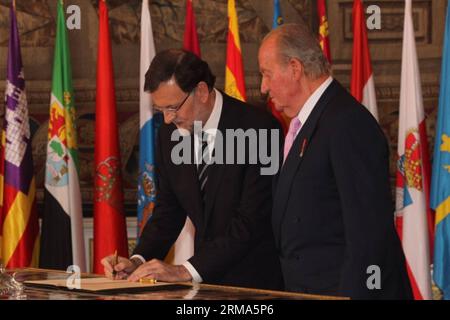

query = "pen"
112;250;118;278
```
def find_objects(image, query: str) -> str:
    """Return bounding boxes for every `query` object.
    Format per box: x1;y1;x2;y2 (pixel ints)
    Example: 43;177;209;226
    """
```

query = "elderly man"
258;23;413;299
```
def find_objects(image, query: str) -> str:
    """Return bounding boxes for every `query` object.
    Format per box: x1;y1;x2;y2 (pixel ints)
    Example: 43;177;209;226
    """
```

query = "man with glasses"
101;49;283;290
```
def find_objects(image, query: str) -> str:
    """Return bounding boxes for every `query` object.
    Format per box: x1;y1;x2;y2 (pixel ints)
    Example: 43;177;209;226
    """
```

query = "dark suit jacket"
272;80;413;299
134;92;284;290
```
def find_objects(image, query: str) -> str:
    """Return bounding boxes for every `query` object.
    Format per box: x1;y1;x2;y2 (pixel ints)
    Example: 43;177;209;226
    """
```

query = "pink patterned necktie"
283;117;301;163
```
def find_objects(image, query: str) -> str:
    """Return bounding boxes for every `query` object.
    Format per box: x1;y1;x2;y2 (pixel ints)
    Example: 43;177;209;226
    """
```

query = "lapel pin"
300;138;307;158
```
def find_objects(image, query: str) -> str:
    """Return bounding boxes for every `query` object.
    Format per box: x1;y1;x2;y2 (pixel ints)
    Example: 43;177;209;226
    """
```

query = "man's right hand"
101;255;140;280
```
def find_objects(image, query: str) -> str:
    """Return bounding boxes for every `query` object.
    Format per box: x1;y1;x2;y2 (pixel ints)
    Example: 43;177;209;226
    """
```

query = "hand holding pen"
101;251;138;280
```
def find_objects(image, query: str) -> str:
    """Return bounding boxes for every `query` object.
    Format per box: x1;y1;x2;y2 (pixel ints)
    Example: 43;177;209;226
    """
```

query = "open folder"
24;277;191;294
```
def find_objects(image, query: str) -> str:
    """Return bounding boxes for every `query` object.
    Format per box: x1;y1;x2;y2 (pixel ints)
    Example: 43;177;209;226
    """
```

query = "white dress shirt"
293;76;333;136
194;89;223;165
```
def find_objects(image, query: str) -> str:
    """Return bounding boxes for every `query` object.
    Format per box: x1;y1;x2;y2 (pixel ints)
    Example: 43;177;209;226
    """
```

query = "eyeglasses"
153;91;191;114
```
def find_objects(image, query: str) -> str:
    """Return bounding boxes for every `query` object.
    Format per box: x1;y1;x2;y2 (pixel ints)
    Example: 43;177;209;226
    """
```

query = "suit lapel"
272;132;285;194
202;94;235;232
272;80;341;247
172;133;203;226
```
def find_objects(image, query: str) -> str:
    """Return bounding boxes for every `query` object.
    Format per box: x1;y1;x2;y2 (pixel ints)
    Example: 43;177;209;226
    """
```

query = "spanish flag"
225;0;246;102
1;3;39;268
317;0;331;63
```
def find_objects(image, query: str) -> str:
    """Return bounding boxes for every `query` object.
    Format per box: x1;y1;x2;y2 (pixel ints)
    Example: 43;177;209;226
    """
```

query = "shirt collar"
296;76;333;128
202;88;223;141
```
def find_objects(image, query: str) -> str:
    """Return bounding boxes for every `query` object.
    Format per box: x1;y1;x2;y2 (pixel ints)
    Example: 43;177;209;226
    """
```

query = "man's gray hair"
263;23;331;79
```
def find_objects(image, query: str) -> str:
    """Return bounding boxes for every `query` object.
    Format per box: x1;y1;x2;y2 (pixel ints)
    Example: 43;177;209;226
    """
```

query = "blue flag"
431;2;450;300
137;0;157;240
272;0;283;29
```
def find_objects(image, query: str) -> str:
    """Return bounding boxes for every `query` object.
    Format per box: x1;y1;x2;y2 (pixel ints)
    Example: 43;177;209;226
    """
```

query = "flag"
350;0;378;120
272;0;283;29
39;0;86;272
183;0;201;57
431;1;450;300
166;0;200;265
93;0;128;274
1;4;39;268
317;0;331;63
270;0;288;135
137;0;156;240
0;120;4;263
395;0;434;300
225;0;246;102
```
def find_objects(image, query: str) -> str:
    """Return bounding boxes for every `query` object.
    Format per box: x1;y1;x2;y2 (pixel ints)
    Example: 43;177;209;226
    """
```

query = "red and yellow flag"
225;0;246;102
93;0;128;274
0;130;4;262
317;0;332;63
